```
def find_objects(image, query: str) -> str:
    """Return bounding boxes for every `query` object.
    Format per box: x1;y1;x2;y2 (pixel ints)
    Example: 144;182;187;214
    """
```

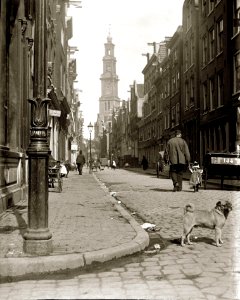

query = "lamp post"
23;0;52;255
87;122;93;174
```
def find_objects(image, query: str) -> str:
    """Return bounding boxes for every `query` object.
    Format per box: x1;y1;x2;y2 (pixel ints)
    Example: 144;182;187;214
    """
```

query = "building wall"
198;0;237;161
0;1;78;213
0;1;33;213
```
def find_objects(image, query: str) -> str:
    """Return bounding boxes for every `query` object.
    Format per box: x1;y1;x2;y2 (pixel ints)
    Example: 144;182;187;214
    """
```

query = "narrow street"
1;168;239;300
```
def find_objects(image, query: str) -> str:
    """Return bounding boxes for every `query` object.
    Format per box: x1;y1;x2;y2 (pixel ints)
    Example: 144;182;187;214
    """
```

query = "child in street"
189;161;203;192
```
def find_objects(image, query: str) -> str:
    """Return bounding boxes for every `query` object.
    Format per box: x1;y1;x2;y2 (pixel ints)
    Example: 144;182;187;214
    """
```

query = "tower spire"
107;24;112;42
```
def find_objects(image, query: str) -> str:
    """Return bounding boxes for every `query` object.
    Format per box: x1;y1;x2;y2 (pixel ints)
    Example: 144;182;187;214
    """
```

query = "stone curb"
0;174;149;280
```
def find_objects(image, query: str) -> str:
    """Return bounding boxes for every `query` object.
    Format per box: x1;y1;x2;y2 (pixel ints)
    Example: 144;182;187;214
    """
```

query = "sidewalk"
0;168;149;280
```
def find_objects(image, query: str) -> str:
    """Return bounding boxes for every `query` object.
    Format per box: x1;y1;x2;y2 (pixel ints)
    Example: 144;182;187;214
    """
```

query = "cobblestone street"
95;168;240;299
0;168;239;300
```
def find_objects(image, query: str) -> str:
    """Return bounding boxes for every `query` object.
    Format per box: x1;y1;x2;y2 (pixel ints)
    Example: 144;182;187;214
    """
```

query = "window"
168;109;170;128
190;77;194;105
164;109;170;129
172;75;176;95
61;28;64;46
185;81;189;109
208;0;214;14
203;82;208;111
209;78;214;110
202;35;208;65
217;19;223;54
185;42;189;70
171;106;176;127
176;72;180;90
202;0;207;17
234;52;240;93
186;4;192;31
164;114;167;130
217;72;224;107
190;36;194;66
209;28;215;61
233;0;240;36
176;103;180;125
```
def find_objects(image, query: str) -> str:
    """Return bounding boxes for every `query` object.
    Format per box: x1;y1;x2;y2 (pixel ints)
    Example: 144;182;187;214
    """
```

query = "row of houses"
107;0;240;168
0;0;83;213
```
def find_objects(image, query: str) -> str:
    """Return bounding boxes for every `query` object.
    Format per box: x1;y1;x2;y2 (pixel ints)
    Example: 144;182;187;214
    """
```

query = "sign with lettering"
71;144;78;151
49;109;61;117
211;156;240;165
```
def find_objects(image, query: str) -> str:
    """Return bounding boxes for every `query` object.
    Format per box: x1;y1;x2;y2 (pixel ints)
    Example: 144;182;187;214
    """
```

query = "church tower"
99;34;120;128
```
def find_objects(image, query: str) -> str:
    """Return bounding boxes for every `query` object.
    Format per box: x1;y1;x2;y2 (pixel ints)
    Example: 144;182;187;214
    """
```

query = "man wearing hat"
164;130;191;191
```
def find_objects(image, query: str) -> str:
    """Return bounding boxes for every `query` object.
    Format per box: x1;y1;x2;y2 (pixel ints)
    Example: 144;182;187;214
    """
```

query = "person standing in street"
156;151;164;178
141;155;148;171
164;130;191;192
76;150;86;175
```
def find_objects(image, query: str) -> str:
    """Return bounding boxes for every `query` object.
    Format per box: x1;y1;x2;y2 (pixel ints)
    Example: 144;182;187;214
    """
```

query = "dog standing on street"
181;201;232;247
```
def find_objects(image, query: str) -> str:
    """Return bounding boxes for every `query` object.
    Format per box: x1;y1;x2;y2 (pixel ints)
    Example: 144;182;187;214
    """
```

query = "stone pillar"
23;0;52;255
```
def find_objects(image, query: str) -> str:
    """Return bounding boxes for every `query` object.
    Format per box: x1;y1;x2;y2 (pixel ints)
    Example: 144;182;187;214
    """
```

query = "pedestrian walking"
76;150;86;175
164;130;191;191
112;160;116;170
156;151;164;178
141;155;148;170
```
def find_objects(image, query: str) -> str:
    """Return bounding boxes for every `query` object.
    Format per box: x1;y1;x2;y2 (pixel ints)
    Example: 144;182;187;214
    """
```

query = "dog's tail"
184;203;195;214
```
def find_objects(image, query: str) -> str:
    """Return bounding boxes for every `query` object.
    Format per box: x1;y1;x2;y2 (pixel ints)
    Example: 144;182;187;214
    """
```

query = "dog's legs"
186;231;194;245
181;235;186;246
181;227;194;246
215;227;222;247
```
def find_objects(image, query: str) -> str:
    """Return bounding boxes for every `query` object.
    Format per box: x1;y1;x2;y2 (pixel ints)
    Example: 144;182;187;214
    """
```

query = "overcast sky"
68;0;184;138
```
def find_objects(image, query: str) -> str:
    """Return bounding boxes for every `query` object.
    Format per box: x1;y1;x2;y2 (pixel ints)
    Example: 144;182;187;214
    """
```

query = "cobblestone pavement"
0;170;136;258
0;168;240;300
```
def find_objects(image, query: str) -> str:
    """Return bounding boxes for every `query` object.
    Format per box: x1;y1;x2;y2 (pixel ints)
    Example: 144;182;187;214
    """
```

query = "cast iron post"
23;0;52;255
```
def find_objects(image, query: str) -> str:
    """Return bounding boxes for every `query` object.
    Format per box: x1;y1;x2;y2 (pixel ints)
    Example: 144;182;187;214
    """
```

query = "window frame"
209;27;215;61
216;18;223;54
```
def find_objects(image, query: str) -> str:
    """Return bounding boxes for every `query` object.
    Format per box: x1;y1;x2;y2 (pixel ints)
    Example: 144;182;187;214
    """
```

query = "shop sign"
49;109;61;117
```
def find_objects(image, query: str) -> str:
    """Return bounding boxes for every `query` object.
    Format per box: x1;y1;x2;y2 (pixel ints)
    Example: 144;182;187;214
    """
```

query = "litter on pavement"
141;223;156;231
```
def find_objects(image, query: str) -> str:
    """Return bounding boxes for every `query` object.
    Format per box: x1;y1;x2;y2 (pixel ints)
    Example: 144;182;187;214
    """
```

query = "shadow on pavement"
0;205;27;236
170;236;214;246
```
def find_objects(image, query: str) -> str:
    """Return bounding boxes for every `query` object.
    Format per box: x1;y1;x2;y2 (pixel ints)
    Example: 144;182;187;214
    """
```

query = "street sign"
71;144;78;150
211;156;240;165
49;109;61;117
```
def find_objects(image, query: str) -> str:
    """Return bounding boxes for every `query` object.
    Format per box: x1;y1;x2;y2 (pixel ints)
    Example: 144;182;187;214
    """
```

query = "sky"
67;0;185;138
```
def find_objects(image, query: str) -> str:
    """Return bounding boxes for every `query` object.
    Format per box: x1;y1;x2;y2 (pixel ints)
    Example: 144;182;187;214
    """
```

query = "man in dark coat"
76;150;85;175
164;130;191;191
141;155;148;170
